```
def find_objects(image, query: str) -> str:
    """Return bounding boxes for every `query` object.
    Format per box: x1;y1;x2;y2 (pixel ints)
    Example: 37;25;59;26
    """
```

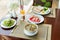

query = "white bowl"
0;19;16;29
24;24;38;36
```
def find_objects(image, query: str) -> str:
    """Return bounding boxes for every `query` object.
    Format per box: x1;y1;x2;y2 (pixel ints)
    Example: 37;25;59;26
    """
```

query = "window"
33;0;53;8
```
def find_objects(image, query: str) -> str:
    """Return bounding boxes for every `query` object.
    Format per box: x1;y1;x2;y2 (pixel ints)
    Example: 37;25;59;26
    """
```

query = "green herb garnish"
44;7;48;11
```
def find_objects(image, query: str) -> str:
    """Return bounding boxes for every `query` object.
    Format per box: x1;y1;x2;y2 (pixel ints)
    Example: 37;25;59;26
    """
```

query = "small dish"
27;14;44;24
24;24;38;36
32;6;51;15
0;18;16;29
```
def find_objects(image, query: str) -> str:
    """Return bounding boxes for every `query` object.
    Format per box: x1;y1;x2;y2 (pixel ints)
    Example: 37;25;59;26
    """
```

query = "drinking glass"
8;1;19;19
20;0;25;21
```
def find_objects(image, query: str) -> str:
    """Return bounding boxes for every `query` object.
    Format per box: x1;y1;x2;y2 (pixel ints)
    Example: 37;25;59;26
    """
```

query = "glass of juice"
20;0;25;21
20;9;25;21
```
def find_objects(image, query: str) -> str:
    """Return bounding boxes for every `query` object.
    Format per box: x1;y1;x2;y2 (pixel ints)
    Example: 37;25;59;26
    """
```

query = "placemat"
0;17;13;35
10;20;52;40
27;6;56;18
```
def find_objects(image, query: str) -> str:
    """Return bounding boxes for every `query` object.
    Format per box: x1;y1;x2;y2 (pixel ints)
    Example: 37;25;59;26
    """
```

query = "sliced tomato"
32;17;35;22
37;19;40;22
29;16;40;22
30;16;33;20
30;17;32;20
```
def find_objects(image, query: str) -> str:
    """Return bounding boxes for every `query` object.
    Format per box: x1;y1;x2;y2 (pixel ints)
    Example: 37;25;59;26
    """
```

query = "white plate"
33;6;51;15
26;14;44;24
0;19;16;29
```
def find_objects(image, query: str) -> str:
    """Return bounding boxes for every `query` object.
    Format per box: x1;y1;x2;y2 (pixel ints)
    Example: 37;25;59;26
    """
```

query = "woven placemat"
10;20;52;40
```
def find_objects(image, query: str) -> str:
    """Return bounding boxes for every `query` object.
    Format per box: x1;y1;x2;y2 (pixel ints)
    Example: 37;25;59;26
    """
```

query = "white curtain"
58;0;60;8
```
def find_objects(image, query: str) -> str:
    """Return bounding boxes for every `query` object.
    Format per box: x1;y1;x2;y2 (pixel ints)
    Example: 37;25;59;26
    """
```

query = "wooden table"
0;0;60;40
0;9;60;40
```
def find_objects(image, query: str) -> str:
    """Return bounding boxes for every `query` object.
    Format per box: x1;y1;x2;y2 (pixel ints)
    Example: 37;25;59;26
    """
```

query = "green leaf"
41;0;46;3
44;2;51;7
